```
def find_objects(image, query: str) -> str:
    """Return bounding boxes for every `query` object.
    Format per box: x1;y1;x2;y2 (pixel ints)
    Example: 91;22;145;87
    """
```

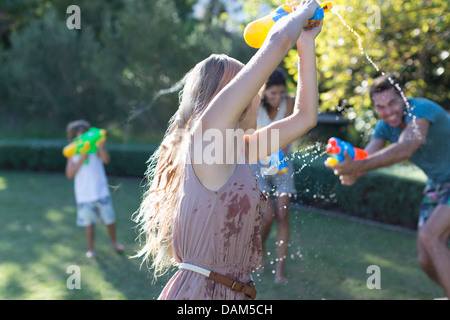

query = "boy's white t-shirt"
73;153;110;204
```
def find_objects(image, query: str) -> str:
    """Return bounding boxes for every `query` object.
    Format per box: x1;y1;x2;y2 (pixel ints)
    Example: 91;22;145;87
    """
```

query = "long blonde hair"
133;54;244;277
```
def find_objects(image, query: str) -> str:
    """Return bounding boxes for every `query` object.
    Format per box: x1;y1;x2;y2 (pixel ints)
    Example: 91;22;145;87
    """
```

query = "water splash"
107;75;187;131
289;143;326;177
330;7;422;139
255;7;425;282
330;7;380;73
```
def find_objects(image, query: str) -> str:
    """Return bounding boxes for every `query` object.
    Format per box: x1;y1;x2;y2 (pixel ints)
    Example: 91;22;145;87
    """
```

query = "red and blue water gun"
325;137;368;166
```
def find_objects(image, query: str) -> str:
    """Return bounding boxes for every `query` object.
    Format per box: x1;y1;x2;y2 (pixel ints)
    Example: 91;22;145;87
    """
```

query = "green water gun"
63;127;107;159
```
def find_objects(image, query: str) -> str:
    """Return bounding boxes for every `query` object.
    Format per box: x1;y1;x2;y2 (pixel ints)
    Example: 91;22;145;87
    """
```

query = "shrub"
0;139;156;177
0;140;427;229
292;154;426;229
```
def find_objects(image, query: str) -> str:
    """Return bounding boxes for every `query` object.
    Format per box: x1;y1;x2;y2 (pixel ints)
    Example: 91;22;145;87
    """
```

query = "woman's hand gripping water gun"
269;149;289;175
243;1;333;48
62;127;107;160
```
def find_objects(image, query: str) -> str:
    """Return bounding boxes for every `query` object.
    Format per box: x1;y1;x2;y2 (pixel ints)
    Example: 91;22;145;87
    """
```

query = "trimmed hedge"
0;139;157;177
291;154;427;230
0;140;427;229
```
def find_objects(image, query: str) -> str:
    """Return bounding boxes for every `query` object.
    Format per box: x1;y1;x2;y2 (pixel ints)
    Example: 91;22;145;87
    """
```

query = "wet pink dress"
158;151;266;300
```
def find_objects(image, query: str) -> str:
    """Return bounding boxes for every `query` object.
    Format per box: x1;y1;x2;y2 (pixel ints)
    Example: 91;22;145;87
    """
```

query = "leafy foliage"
292;154;427;229
0;139;157;177
281;0;449;143
0;0;252;138
1;0;448;143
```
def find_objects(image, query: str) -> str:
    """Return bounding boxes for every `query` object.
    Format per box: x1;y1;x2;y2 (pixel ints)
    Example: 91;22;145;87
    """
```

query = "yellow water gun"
244;1;333;48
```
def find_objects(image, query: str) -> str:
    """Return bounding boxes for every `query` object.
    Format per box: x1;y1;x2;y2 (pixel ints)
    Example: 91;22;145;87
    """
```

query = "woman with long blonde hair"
134;0;323;300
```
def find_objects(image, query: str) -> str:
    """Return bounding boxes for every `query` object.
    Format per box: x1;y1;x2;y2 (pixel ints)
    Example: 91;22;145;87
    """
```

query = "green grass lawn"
0;170;444;300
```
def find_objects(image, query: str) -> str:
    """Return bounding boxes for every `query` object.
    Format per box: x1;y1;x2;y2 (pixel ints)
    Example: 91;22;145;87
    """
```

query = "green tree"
3;9;115;125
0;0;125;47
280;0;449;143
96;0;252;133
1;0;254;139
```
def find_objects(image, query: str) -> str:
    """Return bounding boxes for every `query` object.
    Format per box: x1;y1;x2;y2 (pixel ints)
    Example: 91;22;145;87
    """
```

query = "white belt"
177;262;256;299
178;262;253;281
178;263;211;277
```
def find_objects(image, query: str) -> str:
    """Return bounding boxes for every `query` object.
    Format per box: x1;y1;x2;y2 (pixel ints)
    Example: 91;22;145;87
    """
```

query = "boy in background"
65;120;124;258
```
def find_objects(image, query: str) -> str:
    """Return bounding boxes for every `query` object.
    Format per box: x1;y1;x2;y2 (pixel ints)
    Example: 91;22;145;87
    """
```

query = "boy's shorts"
76;196;116;227
418;181;450;228
251;161;297;197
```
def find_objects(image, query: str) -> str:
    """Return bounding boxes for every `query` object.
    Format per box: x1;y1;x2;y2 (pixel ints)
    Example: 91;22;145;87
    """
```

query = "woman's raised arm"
200;1;320;133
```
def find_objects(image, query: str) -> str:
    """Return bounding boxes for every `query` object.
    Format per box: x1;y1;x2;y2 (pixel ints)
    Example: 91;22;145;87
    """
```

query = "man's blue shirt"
373;98;450;183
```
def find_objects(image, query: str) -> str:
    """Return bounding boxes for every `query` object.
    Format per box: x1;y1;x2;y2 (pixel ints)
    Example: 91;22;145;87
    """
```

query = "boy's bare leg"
85;224;96;258
106;223;124;252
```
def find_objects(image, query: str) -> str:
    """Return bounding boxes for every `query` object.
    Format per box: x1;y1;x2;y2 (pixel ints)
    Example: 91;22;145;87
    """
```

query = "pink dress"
158;151;266;300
